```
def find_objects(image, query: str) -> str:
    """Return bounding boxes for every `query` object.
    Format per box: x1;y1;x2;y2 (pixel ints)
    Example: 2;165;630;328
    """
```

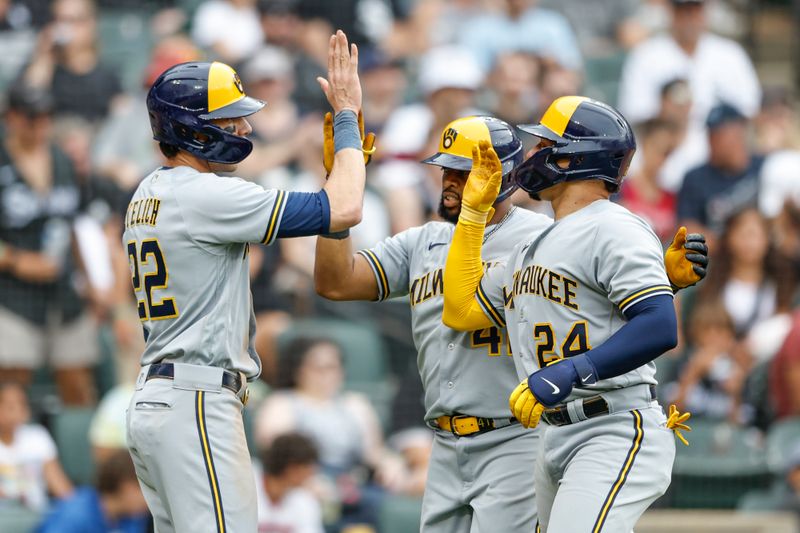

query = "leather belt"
542;384;657;427
146;363;247;404
434;414;518;437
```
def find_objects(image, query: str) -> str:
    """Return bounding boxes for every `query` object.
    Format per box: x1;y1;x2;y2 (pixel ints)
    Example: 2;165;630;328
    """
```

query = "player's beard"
438;191;461;224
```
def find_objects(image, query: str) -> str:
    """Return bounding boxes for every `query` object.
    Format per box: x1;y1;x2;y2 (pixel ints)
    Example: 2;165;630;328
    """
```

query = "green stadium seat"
0;503;43;533
379;494;422;533
738;483;789;511
670;418;772;509
53;408;97;486
766;417;800;473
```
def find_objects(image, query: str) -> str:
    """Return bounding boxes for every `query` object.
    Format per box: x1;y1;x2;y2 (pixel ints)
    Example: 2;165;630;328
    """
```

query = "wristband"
320;229;350;240
458;204;490;226
333;110;361;153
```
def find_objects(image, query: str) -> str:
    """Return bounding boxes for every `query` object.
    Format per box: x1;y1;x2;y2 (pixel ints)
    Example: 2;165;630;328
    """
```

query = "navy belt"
541;384;657;427
146;363;243;395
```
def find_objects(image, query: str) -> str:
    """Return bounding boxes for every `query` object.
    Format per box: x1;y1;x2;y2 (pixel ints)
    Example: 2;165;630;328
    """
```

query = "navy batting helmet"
146;61;265;164
512;96;636;195
422;116;523;203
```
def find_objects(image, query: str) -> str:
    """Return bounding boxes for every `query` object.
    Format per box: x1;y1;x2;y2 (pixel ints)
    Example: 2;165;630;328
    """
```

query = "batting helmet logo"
442;127;458;149
233;72;244;95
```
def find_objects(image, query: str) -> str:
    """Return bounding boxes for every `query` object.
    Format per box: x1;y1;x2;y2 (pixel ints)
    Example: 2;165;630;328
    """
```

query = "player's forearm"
579;294;678;381
4;247;61;283
314;237;379;301
442;213;494;331
324;111;365;232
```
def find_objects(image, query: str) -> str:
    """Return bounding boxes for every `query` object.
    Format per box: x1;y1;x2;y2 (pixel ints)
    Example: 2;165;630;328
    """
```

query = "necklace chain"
483;206;516;243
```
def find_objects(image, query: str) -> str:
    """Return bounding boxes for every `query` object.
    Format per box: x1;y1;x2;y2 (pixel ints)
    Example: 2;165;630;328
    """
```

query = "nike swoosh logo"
541;377;560;395
428;242;448;251
581;373;593;383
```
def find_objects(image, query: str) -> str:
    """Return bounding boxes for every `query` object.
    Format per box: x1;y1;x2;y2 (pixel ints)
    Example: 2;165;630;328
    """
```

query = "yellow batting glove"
460;140;503;225
358;111;377;165
323;111;334;175
509;379;545;429
666;404;692;446
324;111;377;176
664;227;708;290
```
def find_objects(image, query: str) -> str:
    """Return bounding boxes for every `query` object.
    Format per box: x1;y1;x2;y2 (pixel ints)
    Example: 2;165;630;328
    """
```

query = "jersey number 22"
127;239;179;321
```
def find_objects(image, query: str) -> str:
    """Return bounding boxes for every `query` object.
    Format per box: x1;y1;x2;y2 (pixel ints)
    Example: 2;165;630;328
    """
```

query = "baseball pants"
421;422;539;533
127;364;255;533
535;401;675;533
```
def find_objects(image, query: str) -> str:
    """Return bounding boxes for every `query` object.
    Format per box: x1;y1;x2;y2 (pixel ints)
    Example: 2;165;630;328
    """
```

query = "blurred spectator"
540;0;649;55
191;0;263;64
254;432;323;533
93;34;200;193
0;0;36;93
0;381;73;511
697;207;795;338
618;118;680;243
618;0;761;192
295;0;408;49
255;337;396;530
257;0;329;115
0;85;99;405
20;0;123;123
457;0;581;71
235;45;320;179
360;48;407;134
759;151;800;221
755;87;800;154
677;103;763;243
37;449;148;533
658;78;693;126
382;427;432;497
88;382;134;464
376;45;483;231
770;311;800;419
483;51;540;127
671;300;750;422
777;443;800;517
381;0;482;58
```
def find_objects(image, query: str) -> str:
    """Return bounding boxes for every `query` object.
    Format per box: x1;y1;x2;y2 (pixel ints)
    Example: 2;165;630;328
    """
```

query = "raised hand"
316;30;362;115
462;140;503;215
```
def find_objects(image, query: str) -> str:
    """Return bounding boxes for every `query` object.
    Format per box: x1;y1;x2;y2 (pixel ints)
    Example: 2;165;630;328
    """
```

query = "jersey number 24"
127;239;179;321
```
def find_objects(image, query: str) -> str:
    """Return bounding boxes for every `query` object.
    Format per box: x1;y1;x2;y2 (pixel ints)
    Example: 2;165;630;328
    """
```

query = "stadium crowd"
0;0;799;531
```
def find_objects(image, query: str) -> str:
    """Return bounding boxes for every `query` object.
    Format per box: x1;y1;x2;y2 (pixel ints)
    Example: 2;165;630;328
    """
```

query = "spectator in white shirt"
618;0;760;192
0;382;73;511
191;0;263;63
253;432;323;533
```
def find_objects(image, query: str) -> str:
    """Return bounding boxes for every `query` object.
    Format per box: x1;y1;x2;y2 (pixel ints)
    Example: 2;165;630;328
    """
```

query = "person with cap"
677;102;764;246
376;45;484;231
314;111;707;531
0;83;101;406
124;30;369;532
618;0;761;192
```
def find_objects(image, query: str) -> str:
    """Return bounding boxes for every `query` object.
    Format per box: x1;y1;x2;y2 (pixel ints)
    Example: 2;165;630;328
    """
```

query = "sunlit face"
438;168;470;224
727;208;769;267
296;342;344;398
0;385;30;435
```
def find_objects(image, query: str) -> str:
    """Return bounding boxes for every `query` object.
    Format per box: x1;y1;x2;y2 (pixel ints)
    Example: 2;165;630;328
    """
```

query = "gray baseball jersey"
360;205;552;533
479;200;673;398
360;206;553;420
475;199;676;533
122;165;287;380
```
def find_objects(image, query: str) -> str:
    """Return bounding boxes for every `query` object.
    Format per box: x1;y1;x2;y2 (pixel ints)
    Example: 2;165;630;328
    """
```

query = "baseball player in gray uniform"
315;115;704;532
443;97;699;533
124;31;368;532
